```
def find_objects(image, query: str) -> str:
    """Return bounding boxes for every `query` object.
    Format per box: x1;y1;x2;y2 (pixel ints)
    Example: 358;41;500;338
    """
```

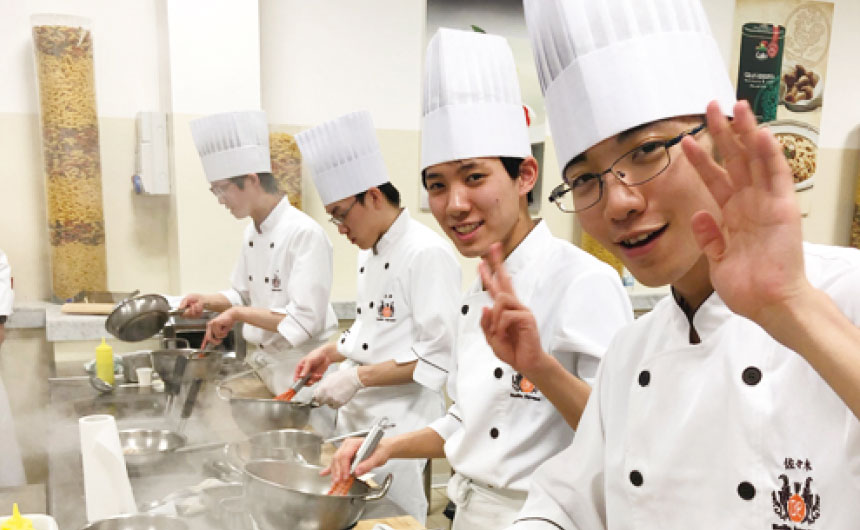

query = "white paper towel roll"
78;414;137;522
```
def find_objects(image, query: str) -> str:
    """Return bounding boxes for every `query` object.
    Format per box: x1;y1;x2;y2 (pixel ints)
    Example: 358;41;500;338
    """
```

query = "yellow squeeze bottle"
1;504;35;530
95;337;114;386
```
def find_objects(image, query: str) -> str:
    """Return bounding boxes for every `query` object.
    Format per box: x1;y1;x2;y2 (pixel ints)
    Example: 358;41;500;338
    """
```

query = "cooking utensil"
105;294;185;342
77;513;188;530
176;378;203;434
244;459;392;530
118;428;187;468
152;338;222;411
89;375;114;394
274;374;310;401
328;416;390;496
164;353;188;416
215;376;316;436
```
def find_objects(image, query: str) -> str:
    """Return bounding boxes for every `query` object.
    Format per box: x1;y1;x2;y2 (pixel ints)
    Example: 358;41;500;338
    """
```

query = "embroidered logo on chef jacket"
271;271;282;292
771;458;821;528
510;373;540;401
376;294;396;322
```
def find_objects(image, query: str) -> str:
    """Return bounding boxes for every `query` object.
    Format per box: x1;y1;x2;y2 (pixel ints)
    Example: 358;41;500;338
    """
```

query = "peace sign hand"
479;243;545;375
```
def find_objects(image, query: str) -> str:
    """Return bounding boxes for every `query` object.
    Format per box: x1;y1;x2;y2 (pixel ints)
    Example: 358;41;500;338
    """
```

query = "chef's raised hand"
682;99;810;328
322;436;391;483
201;308;236;350
178;294;206;318
479;242;544;376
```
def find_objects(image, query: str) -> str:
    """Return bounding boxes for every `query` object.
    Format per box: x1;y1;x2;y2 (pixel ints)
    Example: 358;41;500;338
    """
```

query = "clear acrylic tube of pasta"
31;14;108;301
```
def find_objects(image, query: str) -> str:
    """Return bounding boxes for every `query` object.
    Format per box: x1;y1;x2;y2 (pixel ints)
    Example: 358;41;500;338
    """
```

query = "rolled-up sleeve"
0;250;13;316
274;226;334;347
393;245;461;391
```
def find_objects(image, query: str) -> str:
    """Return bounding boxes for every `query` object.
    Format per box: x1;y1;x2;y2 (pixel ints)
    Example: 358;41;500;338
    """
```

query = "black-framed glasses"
328;198;358;226
548;123;706;213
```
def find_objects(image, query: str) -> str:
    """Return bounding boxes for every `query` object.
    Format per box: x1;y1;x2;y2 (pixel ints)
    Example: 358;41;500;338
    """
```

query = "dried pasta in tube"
269;132;303;210
32;16;108;301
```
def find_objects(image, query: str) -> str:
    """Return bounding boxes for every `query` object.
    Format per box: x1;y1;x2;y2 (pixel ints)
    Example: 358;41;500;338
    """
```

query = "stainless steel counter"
46;364;404;530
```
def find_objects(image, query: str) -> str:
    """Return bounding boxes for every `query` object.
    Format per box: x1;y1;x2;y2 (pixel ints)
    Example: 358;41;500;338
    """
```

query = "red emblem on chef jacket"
377;294;396;322
271;272;282;292
512;373;536;394
772;472;821;525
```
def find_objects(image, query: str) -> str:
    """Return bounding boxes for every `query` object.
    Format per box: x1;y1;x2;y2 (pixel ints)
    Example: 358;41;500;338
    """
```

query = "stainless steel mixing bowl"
243;459;391;530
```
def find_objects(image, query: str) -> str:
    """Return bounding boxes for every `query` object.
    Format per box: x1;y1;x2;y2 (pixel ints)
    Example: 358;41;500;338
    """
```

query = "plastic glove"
313;366;364;409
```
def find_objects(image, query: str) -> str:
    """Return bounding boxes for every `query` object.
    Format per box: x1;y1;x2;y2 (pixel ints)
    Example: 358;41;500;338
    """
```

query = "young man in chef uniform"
497;1;860;528
180;110;337;399
292;110;461;522
327;28;632;529
0;248;26;487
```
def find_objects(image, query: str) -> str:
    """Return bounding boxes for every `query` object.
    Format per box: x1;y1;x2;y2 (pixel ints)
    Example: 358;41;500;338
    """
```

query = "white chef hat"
524;0;735;169
189;110;272;183
295;110;389;206
421;28;531;171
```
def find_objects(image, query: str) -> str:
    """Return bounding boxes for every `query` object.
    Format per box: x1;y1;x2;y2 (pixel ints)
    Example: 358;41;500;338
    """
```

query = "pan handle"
362;473;392;501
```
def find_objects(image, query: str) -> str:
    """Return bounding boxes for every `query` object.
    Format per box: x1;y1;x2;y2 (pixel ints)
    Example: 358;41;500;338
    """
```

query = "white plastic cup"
136;367;153;387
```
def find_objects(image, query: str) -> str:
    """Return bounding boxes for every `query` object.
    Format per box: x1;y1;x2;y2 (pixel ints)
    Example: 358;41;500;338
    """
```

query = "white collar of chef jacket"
372;208;411;256
256;196;292;234
498;219;551;279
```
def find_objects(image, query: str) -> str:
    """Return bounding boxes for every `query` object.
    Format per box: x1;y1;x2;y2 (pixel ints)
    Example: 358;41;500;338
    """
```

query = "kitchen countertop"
12;290;668;339
46;361;409;530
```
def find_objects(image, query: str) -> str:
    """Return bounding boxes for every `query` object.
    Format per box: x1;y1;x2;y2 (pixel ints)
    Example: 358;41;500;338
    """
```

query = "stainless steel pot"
78;513;188;530
105;294;184;342
243;460;391;530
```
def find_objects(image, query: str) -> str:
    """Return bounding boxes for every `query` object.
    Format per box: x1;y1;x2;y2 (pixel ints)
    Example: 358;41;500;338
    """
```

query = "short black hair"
355;182;401;207
230;172;280;195
420;156;525;186
419;157;532;203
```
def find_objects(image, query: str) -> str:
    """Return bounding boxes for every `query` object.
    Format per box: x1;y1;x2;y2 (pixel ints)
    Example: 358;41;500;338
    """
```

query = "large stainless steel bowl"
228;397;314;436
244;460;391;530
118;428;186;467
78;513;188;530
241;429;323;465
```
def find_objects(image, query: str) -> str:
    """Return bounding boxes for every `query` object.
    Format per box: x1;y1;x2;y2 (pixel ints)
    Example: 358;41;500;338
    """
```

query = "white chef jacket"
511;243;860;530
429;220;632;493
0;249;26;487
336;208;461;522
220;197;337;394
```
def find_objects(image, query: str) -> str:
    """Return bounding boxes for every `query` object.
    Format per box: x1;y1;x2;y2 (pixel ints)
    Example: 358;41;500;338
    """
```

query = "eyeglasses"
328;198;358;226
548;123;706;213
209;181;235;198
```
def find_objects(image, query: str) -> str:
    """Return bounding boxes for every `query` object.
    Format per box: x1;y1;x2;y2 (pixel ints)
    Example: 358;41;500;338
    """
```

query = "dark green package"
736;23;785;123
